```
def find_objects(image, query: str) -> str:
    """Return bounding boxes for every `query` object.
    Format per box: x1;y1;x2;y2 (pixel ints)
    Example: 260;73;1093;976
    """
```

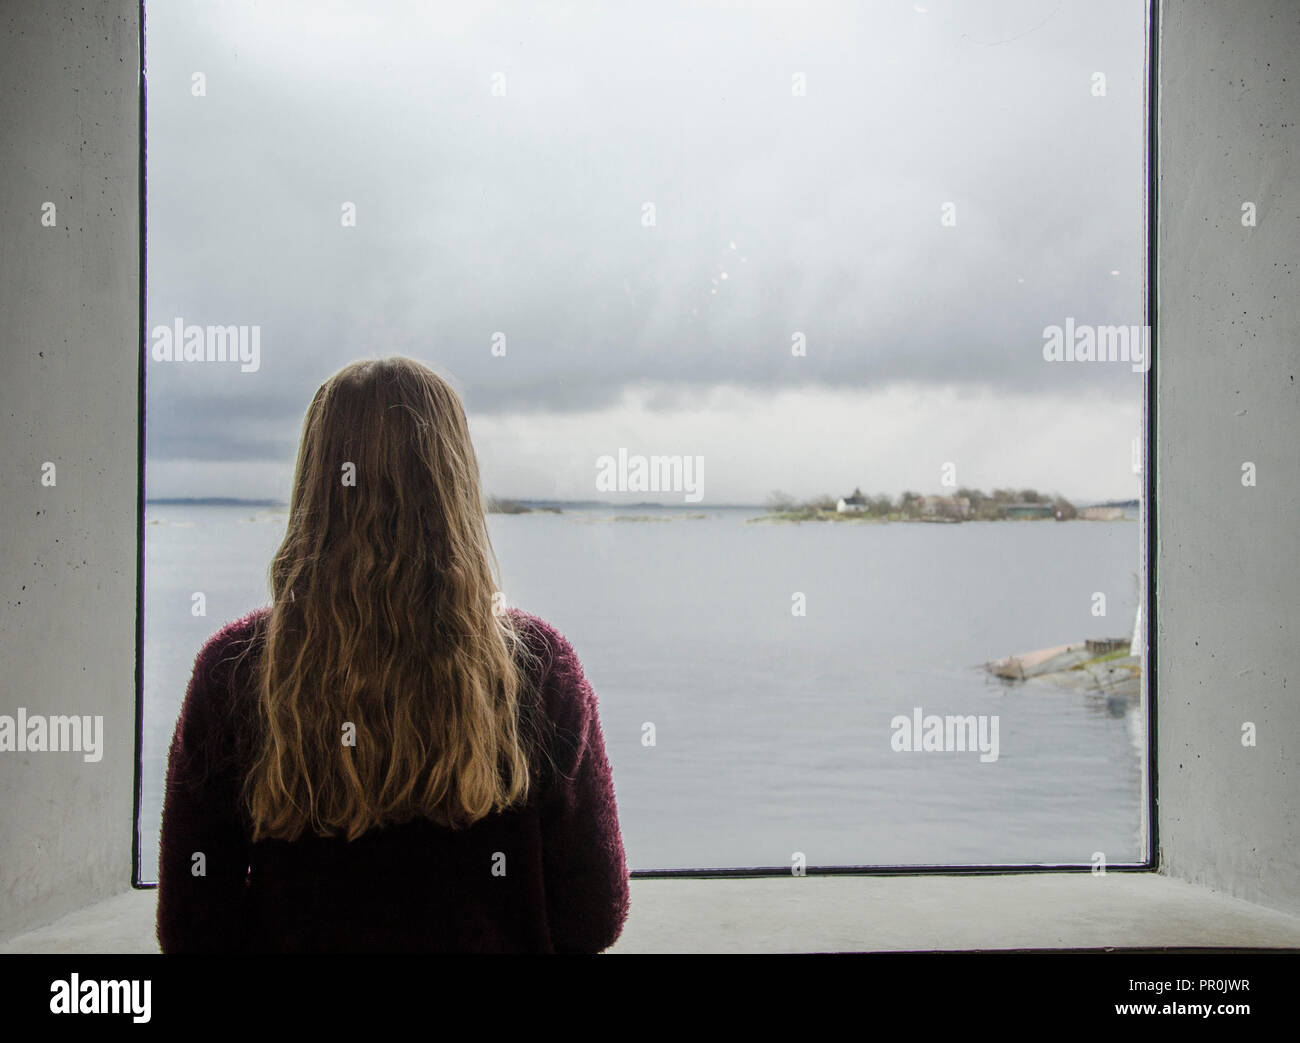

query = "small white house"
836;495;868;513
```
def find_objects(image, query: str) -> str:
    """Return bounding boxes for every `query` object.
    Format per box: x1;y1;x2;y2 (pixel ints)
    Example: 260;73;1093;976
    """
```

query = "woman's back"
154;358;630;953
156;605;630;953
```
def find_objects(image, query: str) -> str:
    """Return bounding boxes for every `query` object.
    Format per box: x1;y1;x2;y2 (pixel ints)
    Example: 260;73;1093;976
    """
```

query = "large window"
139;0;1151;881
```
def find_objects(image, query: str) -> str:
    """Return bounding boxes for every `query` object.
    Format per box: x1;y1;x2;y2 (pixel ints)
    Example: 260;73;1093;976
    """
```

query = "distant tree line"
764;487;1077;520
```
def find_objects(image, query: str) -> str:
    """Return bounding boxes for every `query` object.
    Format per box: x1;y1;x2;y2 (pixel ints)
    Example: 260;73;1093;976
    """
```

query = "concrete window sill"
4;873;1299;953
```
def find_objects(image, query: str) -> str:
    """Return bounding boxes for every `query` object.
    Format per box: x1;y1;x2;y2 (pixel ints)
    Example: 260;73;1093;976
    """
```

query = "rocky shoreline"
986;639;1142;706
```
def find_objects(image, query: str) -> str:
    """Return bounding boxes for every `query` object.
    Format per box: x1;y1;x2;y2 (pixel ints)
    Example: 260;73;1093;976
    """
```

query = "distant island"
749;488;1136;524
147;493;1136;523
146;497;286;507
485;498;563;515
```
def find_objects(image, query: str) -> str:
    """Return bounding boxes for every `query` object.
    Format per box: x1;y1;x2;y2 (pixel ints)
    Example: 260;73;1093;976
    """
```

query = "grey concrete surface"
0;1;141;937
3;875;1299;954
0;0;1297;949
1154;0;1300;917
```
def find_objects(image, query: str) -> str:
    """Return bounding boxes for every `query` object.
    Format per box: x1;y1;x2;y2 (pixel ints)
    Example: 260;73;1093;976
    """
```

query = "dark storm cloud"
144;0;1146;467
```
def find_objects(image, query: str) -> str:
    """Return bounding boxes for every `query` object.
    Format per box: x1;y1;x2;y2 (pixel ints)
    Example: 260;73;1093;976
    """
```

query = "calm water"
140;504;1145;879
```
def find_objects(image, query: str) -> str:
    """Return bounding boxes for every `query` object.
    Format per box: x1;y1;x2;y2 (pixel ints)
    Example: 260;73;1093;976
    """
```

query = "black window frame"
130;0;1160;888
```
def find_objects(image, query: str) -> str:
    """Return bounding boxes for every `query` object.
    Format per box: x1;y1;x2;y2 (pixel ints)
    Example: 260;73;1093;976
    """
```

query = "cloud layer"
144;0;1148;503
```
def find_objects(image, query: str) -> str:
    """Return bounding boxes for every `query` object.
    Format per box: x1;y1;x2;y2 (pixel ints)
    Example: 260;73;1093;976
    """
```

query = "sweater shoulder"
170;607;269;798
200;606;270;657
504;609;598;729
191;608;269;693
181;607;270;735
505;609;587;687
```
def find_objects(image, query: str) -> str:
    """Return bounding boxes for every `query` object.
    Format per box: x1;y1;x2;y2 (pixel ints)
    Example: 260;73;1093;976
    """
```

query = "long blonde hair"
238;357;540;842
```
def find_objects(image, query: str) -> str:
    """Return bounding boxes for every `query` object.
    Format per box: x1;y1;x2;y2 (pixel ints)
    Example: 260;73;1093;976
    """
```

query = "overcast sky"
144;0;1148;505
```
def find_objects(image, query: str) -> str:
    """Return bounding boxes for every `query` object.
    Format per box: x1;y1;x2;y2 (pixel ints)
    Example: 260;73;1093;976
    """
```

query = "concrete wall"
1155;0;1300;915
0;1;141;936
0;0;1297;941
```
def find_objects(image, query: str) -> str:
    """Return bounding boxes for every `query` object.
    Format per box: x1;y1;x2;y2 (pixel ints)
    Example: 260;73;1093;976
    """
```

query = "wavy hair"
238;357;542;842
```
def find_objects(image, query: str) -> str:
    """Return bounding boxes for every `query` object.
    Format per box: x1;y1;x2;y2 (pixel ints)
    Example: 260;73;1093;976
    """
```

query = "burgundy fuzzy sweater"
155;607;630;954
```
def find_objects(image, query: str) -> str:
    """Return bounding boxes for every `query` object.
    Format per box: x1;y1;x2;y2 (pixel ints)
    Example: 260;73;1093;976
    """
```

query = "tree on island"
1052;494;1077;520
755;484;1074;521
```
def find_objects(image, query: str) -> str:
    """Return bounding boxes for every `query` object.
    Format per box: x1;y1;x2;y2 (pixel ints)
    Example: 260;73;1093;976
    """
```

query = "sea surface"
140;503;1145;879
